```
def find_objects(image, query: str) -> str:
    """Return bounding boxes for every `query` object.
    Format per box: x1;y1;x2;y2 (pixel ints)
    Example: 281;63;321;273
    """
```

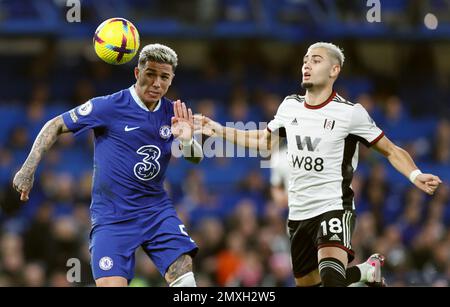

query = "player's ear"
330;64;340;78
134;67;140;80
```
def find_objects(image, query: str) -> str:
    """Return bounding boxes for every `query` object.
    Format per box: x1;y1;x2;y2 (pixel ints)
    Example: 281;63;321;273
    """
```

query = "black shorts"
287;210;356;278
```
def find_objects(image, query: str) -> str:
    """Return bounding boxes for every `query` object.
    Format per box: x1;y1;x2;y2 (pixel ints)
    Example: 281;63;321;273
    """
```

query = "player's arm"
13;115;71;201
372;135;442;195
222;127;272;152
172;100;203;164
194;115;273;152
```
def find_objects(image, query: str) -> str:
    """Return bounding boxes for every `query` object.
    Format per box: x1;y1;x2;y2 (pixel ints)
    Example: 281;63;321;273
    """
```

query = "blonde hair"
138;43;178;71
308;42;345;67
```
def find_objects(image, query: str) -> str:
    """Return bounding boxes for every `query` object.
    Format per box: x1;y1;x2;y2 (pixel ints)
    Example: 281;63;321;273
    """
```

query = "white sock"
169;272;197;287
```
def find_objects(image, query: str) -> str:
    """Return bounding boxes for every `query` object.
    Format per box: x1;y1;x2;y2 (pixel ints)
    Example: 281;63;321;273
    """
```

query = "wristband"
409;169;422;183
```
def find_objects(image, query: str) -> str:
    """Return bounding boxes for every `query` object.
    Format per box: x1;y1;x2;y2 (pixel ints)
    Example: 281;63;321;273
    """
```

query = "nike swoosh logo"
124;126;140;132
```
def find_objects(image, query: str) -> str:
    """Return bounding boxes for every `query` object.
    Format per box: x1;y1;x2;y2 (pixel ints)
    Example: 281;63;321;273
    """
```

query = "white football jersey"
267;92;384;221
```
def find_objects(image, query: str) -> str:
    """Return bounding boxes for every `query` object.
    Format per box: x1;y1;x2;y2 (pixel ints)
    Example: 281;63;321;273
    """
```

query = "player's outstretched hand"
193;114;223;137
12;168;34;202
413;173;442;195
171;100;194;142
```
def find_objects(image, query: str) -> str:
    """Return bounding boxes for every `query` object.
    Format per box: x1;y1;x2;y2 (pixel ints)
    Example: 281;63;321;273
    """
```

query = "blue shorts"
89;211;198;281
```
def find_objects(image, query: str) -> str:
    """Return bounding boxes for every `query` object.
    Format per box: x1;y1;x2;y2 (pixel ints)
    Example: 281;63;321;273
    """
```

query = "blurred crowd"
0;37;449;287
2;0;449;31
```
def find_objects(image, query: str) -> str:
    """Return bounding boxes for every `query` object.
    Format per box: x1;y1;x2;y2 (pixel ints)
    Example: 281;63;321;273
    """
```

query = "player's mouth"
147;91;161;98
303;72;311;80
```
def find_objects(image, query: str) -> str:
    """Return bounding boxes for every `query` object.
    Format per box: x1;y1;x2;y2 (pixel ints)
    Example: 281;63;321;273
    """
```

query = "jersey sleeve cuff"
61;111;76;132
369;131;385;147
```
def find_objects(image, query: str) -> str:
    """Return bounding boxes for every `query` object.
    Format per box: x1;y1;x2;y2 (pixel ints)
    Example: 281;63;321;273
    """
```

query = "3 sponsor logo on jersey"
134;145;161;181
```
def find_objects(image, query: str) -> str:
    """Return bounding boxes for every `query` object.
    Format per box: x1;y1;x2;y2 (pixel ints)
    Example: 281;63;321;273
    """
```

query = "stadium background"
0;0;449;286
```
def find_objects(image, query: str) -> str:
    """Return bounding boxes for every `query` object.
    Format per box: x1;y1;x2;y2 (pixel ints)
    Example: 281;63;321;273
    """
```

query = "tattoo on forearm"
22;116;67;175
13;116;69;195
165;254;192;283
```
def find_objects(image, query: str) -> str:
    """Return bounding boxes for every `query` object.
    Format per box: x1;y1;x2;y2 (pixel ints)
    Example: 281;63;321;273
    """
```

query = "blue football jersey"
62;86;176;225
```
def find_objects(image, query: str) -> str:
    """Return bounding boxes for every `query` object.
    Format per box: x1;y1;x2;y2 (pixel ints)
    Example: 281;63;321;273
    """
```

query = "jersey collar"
304;91;336;109
129;85;161;112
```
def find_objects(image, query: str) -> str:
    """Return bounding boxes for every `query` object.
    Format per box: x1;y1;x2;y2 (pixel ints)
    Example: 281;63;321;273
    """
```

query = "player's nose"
152;77;161;88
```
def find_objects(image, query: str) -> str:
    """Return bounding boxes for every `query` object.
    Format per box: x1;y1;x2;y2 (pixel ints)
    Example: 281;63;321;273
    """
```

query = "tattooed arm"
13;115;70;201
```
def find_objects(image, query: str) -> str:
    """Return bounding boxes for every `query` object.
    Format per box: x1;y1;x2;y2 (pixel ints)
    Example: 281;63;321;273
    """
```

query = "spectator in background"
216;230;245;286
0;233;25;286
232;249;264;286
432;119;450;165
26;83;50;138
23;202;55;268
362;163;389;234
23;262;46;287
397;188;425;247
228;95;250;123
380;95;414;144
192;217;225;284
72;80;96;107
227;200;259;244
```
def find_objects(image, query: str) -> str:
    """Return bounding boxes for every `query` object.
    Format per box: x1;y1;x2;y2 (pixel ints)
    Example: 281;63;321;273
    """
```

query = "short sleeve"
267;114;284;133
62;97;110;136
349;104;384;147
267;98;288;136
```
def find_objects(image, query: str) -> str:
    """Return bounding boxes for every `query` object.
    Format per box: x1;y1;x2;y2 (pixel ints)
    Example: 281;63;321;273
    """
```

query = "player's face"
301;48;339;89
134;61;174;105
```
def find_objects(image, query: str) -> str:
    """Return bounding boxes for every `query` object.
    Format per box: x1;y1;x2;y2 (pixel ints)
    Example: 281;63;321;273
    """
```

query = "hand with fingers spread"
12;168;34;202
193;114;223;138
412;173;442;195
171;100;194;143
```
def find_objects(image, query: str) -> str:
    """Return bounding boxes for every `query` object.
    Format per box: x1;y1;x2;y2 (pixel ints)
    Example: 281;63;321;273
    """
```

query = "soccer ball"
93;18;140;65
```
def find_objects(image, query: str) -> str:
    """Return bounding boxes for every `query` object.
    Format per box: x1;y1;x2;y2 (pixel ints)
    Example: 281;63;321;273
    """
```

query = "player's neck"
144;100;159;112
305;86;334;106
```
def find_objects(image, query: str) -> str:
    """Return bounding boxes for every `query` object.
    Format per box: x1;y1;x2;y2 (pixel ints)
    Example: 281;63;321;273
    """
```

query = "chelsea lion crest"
159;125;172;139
